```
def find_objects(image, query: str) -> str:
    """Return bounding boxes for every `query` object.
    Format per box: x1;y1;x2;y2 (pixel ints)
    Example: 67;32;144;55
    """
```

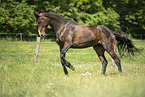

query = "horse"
34;10;140;75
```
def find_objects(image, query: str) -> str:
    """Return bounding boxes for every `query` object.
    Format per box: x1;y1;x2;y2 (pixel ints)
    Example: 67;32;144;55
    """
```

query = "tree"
1;0;144;38
0;1;36;34
103;0;145;35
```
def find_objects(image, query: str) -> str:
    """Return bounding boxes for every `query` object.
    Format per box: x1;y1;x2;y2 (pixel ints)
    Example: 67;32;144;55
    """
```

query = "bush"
0;2;36;34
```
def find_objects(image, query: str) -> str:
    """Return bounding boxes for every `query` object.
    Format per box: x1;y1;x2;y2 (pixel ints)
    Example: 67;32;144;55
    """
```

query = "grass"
0;39;145;97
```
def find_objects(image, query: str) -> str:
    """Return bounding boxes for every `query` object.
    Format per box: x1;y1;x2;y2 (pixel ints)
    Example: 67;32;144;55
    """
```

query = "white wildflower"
51;90;55;92
82;73;85;76
86;71;91;76
82;71;91;76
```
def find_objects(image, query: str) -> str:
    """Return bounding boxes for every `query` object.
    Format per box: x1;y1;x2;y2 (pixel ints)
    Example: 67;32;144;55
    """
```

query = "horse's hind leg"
108;50;122;74
105;44;122;74
93;44;108;75
112;44;116;67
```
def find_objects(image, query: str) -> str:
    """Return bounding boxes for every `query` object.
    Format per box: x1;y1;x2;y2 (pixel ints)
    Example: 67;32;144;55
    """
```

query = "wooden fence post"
34;37;41;64
20;33;23;41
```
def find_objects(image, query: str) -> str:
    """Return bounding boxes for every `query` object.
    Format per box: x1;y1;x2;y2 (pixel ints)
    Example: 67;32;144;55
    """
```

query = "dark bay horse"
34;10;140;75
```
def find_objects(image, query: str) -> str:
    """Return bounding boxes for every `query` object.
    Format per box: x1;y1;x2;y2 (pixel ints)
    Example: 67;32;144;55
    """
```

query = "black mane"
39;10;78;25
39;9;51;13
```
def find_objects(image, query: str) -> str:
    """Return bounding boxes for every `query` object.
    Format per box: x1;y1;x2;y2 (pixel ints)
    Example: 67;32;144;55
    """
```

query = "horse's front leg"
60;43;75;75
59;45;68;75
61;58;68;75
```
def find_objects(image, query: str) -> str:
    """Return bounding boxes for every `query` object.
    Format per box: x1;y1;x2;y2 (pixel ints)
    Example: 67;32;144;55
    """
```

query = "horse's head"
34;13;50;37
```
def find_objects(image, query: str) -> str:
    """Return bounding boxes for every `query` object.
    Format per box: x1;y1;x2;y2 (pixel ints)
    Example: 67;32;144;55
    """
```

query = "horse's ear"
40;9;46;13
33;13;39;17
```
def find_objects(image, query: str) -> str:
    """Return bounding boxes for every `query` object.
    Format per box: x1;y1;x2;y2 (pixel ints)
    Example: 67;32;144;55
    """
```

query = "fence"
0;33;55;41
0;33;145;40
0;33;23;41
132;34;145;40
0;41;145;56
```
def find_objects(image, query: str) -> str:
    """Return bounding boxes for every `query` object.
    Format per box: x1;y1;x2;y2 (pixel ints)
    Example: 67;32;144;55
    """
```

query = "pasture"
0;39;145;97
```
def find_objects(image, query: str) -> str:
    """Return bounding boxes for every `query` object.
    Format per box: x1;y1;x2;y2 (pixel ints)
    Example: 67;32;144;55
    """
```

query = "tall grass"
0;39;145;97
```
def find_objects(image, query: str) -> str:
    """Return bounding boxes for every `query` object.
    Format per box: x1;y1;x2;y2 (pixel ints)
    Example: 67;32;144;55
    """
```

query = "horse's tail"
113;32;142;57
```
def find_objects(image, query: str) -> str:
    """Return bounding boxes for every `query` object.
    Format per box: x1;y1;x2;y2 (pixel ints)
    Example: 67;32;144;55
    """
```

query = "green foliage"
77;8;120;30
124;9;145;34
103;0;145;34
0;1;36;34
0;0;144;36
73;0;103;13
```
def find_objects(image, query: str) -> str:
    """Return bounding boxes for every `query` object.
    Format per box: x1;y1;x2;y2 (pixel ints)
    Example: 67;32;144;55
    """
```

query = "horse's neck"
45;12;66;33
50;19;65;34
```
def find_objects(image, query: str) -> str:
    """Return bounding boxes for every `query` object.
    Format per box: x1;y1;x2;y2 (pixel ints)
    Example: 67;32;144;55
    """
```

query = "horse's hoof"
101;72;106;75
70;66;75;71
119;72;123;75
64;72;68;75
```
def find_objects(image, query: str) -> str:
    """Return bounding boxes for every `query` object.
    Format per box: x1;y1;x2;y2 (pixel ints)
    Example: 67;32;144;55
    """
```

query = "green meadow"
0;39;145;97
